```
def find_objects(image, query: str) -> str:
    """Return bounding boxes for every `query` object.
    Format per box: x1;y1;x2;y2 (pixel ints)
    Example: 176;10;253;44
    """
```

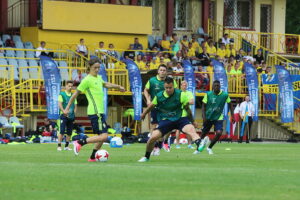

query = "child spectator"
76;38;88;56
107;43;118;59
217;43;226;60
207;40;217;58
181;35;189;49
226;43;236;58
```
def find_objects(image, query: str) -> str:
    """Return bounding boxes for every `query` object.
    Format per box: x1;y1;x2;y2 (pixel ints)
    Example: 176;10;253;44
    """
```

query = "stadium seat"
9;116;25;130
24;42;33;49
12;35;22;43
2;34;11;43
0;52;4;57
26;51;35;58
197;38;204;45
0;116;13;129
8;59;19;80
5;48;15;57
16;51;25;58
58;60;69;81
15;41;24;49
197;27;209;37
155;35;162;42
148;35;155;48
18;60;30;80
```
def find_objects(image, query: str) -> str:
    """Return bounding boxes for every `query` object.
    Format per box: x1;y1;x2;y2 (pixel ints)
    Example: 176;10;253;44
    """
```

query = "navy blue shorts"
156;117;192;136
88;114;108;134
202;120;224;134
150;108;158;124
58;115;74;136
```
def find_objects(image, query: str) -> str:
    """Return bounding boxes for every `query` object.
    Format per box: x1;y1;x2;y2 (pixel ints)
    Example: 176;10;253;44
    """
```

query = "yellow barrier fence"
0;65;14;91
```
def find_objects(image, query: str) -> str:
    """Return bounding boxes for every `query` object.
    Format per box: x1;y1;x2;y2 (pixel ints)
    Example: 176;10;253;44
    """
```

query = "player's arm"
184;104;194;123
74;103;78;114
141;103;155;120
144;81;152;106
58;101;64;113
103;82;125;92
64;90;81;115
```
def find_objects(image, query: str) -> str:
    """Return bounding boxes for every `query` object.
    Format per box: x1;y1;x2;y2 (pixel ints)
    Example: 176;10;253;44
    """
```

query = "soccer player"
197;80;234;155
175;81;195;149
64;58;125;162
57;80;77;151
138;77;202;162
144;64;177;154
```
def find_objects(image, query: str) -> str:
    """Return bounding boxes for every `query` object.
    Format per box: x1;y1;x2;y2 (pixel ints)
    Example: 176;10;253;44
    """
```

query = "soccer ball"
179;138;188;144
95;150;109;162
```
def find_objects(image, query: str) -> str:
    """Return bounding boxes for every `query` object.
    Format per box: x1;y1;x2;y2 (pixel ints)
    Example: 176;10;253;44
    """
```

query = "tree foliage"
286;0;300;34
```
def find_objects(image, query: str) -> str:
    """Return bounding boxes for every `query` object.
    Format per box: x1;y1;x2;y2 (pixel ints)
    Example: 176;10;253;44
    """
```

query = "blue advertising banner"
291;75;300;109
40;56;61;120
261;74;278;111
212;60;228;118
124;59;142;120
244;63;259;121
182;60;196;116
98;63;108;119
276;65;294;123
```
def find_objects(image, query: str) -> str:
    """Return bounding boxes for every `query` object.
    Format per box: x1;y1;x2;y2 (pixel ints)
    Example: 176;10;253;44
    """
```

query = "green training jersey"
58;91;77;119
145;75;178;99
77;74;104;115
202;91;231;120
152;89;189;121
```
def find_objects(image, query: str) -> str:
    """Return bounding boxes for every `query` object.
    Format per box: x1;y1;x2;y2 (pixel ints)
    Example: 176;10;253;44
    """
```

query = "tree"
286;0;300;34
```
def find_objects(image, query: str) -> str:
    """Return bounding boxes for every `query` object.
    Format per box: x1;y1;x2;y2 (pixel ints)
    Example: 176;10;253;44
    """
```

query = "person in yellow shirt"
161;33;171;50
181;35;189;49
206;40;217;58
230;62;242;75
150;57;159;69
217;43;226;60
163;53;171;63
191;35;201;53
187;42;196;57
226;43;236;58
135;54;146;70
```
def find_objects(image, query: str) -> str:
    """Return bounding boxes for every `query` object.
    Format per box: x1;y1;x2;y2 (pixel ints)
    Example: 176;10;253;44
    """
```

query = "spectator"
253;61;262;73
217;43;226;60
135;54;145;70
42;118;57;140
235;48;244;61
170;33;181;54
95;41;107;60
195;65;209;90
187;42;196;57
253;49;264;64
226;43;236;58
265;66;272;74
197;47;210;66
161;33;171;50
152;39;163;51
133;37;143;50
76;38;88;57
163;53;171;63
245;50;254;63
172;62;183;73
227;63;233;73
173;50;183;63
191;34;201;53
123;44;135;60
142;55;148;63
221;33;231;45
230;62;242;75
150;57;159;69
207;40;217;58
107;43;118;59
181;35;189;49
261;61;267;73
36;41;54;58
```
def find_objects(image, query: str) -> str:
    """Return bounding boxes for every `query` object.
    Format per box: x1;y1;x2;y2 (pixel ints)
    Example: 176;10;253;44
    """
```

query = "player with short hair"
57;80;77;151
196;80;234;155
64;58;125;162
138;77;202;162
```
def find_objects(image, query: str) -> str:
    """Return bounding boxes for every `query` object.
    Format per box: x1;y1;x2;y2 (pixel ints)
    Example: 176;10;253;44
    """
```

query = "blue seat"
8;59;19;80
26;51;35;58
15;41;24;49
197;27;209;37
58;61;68;67
0;58;8;66
197;38;204;45
16;51;25;58
2;34;11;43
18;59;29;80
5;48;15;57
24;42;33;49
12;35;22;43
148;35;155;49
155;35;162;42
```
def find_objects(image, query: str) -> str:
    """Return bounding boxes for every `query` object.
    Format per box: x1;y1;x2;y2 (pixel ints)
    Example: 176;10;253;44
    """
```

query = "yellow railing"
208;19;300;75
0;65;14;91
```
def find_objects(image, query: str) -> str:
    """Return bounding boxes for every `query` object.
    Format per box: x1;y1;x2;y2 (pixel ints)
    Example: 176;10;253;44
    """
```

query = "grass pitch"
0;142;299;200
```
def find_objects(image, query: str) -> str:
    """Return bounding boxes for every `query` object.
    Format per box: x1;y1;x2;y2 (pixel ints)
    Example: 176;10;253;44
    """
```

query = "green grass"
0;142;300;200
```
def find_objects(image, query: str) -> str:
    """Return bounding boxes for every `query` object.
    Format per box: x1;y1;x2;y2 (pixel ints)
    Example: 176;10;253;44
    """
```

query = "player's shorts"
155;117;192;136
88;114;108;134
150;108;158;124
202;120;224;134
58;114;74;136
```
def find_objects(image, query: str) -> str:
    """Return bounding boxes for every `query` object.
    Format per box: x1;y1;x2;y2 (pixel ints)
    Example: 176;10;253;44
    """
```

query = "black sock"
145;151;151;159
163;140;168;145
78;138;87;146
65;142;69;148
90;149;98;159
58;143;61;147
209;134;222;149
158;141;163;149
194;139;201;149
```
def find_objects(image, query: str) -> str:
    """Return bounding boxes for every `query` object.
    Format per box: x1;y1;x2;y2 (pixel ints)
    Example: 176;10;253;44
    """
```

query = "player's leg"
162;132;171;152
150;109;161;155
57;116;66;151
175;130;181;149
207;120;224;154
178;118;201;152
187;134;194;149
197;120;214;152
64;118;74;150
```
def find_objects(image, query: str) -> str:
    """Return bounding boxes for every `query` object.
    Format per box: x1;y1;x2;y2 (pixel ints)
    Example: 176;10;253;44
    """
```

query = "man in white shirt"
221;33;231;45
239;95;255;143
76;38;88;56
36;41;53;58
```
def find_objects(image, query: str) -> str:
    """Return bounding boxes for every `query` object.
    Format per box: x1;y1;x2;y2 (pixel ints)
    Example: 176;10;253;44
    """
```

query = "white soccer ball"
110;137;123;148
95;150;109;162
